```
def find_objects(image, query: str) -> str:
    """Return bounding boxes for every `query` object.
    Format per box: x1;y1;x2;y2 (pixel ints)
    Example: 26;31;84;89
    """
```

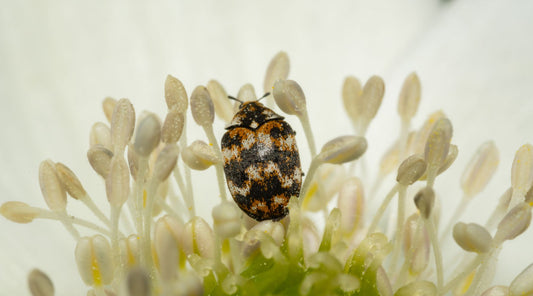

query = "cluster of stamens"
2;51;533;296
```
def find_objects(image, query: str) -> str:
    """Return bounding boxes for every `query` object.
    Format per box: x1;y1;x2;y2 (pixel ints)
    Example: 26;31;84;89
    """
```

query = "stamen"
126;267;151;296
300;136;366;201
400;213;430;280
337;177;365;237
485;187;513;231
154;216;182;283
102;97;117;123
301;164;346;212
87;145;113;179
191;85;228;202
424;118;453;187
190;86;215;128
165;74;188;113
133;113;161;157
27;269;54;296
510;263;533;296
397;72;421;159
212;201;241;239
182;140;221;171
342;75;362;129
316;135;367;165
510;143;533;207
161;110;185;144
494;202;532;244
263;51;290;94
39;160;80;239
233;83;257;112
5;52;533;295
110;98;135;154
105;156;130;207
461;141;500;197
480;285;510;296
356;76;385;136
453;222;492;253
39;160;67;211
272;79;317;157
394;280;436;296
89;122;112;150
74;235;114;287
413;187;443;291
153;144;179;182
207;80;234;123
182;216;216;259
397;72;421;123
0;201;40;224
55;162;111;227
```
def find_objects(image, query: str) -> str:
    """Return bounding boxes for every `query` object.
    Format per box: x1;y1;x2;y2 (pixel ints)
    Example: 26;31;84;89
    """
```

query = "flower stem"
298;111;317;158
141;179;159;275
369;174;385;201
80;194;111;227
203;124;228;202
172;164;194;218
157;198;183;223
134;157;149;235
57;210;80;240
398;119;410;161
440;194;469;242
177;121;196;217
299;158;320;205
425;217;443;292
389;185;407;275
464;246;501;296
442;254;485;294
38;210;113;236
110;205;124;284
367;184;400;234
110;205;121;262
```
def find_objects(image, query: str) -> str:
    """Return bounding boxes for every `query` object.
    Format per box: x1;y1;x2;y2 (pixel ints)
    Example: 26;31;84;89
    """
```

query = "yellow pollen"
126;237;138;266
192;221;199;255
222;239;230;255
91;246;102;286
143;190;147;208
458;270;476;294
179;249;187;270
302;183;318;208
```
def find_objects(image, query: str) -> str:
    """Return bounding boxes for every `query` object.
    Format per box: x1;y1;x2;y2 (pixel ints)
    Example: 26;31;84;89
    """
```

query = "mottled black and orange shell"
221;101;302;221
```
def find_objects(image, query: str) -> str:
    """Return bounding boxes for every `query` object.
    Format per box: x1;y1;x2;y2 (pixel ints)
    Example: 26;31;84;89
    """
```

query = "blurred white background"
1;0;532;294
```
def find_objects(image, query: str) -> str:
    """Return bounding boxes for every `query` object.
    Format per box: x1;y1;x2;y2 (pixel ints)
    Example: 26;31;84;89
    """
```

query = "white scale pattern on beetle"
241;132;255;149
249;121;259;129
273;195;286;205
264;161;295;188
222;146;240;161
257;132;273;145
228;180;251;196
230;117;242;126
239;161;298;190
256;128;295;151
250;201;266;212
245;165;262;181
281;134;296;150
293;166;303;183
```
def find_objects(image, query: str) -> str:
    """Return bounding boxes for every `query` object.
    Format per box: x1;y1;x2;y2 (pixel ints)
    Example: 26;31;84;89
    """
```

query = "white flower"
1;0;532;294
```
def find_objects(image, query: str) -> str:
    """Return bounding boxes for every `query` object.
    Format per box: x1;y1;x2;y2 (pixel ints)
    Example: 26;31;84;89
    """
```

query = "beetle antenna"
256;92;271;102
227;95;244;104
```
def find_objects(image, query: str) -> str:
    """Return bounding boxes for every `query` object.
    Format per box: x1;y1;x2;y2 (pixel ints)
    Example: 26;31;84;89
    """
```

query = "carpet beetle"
221;95;302;221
